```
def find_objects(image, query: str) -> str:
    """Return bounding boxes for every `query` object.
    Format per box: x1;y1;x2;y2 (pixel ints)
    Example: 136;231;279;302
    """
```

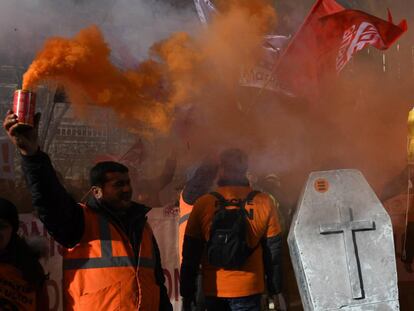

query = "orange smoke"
23;26;172;132
22;0;276;134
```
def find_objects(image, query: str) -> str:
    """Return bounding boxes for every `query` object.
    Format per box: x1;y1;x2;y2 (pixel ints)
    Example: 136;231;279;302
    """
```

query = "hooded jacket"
21;151;172;311
180;178;283;299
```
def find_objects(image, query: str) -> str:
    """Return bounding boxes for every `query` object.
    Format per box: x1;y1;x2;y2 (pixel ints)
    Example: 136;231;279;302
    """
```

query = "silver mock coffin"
288;169;399;310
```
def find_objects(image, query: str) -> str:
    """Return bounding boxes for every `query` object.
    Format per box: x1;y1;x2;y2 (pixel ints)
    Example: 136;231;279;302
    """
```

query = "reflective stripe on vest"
179;212;190;225
63;214;155;270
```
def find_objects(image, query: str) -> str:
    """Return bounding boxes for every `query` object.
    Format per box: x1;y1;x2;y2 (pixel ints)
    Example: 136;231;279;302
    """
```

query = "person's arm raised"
3;110;40;156
3;110;84;248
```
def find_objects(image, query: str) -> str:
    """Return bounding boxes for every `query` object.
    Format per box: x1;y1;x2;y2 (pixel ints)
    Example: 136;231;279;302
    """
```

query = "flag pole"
245;60;279;113
246;38;291;112
249;0;325;107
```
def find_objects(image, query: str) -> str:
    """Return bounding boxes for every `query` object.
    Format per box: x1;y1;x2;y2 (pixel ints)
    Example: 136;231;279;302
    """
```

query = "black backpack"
206;190;260;269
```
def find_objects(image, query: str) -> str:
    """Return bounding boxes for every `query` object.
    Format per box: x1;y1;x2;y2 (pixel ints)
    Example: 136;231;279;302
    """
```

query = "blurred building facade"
0;65;135;182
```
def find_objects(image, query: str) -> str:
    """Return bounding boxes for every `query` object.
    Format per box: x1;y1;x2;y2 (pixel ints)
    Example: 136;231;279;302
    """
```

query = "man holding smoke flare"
3;110;173;311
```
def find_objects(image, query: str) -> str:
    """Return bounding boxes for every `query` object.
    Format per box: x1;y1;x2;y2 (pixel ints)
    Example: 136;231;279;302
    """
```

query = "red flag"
275;0;407;99
275;0;344;98
321;9;407;73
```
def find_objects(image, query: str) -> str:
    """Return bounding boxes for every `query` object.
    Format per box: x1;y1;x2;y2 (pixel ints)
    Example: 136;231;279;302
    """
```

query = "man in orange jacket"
180;148;286;311
3;111;172;311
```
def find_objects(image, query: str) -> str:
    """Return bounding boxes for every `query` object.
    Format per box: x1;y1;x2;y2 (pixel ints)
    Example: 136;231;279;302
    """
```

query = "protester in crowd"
0;197;49;311
3;110;172;311
133;153;177;207
251;172;304;310
248;173;288;231
180;148;286;311
179;159;218;263
178;159;218;311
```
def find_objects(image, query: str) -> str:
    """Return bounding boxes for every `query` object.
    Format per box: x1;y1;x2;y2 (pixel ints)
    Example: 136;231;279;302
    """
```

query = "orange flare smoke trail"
22;0;276;134
23;26;174;132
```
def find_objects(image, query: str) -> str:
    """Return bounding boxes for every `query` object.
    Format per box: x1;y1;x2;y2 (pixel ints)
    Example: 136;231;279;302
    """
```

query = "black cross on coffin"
319;206;376;300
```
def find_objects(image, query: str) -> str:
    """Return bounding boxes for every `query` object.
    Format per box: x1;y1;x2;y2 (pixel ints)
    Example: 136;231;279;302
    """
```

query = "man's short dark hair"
219;148;248;178
90;161;129;186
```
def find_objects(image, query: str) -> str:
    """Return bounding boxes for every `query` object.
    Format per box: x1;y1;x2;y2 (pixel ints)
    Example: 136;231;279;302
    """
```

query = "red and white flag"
322;9;407;73
275;0;407;99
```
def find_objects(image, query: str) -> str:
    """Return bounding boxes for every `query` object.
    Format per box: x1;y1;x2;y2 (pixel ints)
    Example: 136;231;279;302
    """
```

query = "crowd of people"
1;109;288;311
3;110;413;310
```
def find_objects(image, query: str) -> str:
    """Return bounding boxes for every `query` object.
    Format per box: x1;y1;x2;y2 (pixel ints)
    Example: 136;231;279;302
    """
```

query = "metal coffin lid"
288;169;399;310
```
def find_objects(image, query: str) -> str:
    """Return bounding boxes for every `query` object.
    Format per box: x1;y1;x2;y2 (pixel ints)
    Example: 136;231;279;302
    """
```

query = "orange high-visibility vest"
0;263;37;311
178;192;193;264
63;205;160;311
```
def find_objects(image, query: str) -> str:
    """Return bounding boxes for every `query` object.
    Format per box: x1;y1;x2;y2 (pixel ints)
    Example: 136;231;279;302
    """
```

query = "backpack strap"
209;190;263;257
240;190;260;217
209;192;227;210
244;190;261;206
210;190;261;210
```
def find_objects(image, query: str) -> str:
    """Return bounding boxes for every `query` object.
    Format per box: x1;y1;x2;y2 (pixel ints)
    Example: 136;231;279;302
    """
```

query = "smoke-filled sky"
0;1;408;65
0;0;197;66
0;0;399;66
1;0;414;210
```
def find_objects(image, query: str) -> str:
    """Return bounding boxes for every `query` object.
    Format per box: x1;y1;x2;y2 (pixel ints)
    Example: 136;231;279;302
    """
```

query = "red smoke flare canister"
12;90;36;127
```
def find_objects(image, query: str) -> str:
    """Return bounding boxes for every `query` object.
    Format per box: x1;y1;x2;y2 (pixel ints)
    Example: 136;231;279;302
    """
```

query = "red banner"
321;9;407;73
275;0;344;98
275;0;407;99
